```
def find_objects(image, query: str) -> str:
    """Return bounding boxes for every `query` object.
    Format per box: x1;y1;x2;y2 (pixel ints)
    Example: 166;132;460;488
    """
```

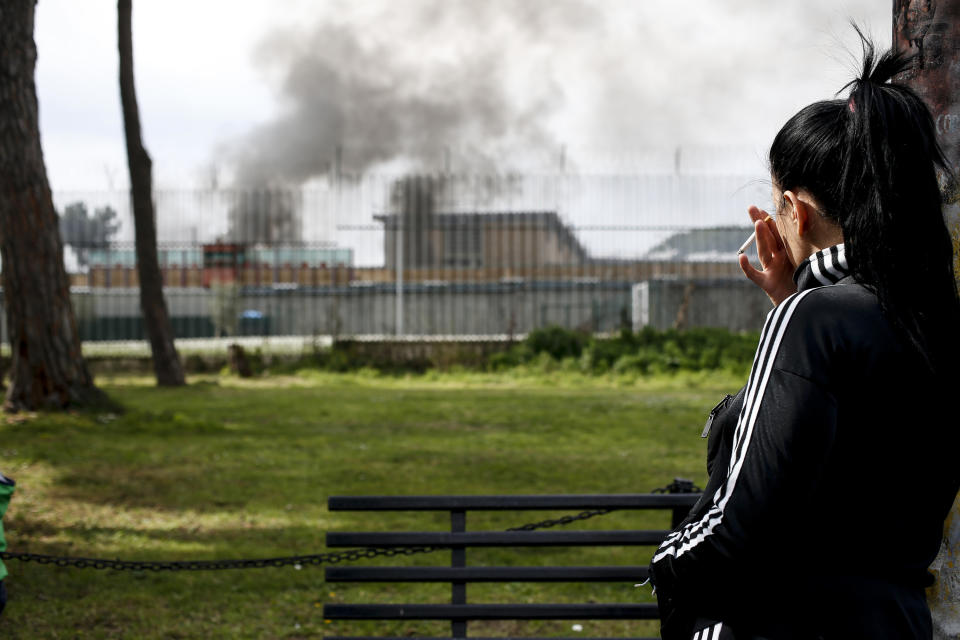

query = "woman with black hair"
648;35;960;640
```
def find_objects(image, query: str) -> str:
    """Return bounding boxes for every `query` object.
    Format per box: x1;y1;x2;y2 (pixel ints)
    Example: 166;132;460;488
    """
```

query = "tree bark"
118;0;185;386
0;0;102;411
893;2;960;637
894;0;960;173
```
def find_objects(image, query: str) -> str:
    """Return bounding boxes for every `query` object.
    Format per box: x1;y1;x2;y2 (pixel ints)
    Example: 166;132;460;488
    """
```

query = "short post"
668;478;697;529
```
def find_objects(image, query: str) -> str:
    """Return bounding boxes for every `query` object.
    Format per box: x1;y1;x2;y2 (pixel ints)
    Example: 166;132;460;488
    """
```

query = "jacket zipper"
701;394;733;438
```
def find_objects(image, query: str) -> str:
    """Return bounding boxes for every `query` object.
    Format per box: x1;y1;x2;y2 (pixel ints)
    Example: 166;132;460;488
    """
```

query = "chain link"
0;481;698;572
651;477;702;494
506;508;614;531
0;545;434;572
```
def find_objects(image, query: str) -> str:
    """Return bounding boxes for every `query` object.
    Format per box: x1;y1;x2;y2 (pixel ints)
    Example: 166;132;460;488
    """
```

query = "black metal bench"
323;484;700;639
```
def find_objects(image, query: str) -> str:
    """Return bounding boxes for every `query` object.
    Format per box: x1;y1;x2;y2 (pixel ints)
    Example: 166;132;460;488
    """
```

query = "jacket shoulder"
766;284;893;382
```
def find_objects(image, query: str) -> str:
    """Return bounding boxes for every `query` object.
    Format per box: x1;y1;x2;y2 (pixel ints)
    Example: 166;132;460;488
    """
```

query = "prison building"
375;211;590;270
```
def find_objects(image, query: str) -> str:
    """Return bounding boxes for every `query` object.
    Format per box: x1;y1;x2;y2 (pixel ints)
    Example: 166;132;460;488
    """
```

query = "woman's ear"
782;190;809;237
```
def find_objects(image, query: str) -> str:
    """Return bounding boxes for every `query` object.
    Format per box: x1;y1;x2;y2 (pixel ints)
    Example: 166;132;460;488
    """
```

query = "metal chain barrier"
0;480;700;572
651;478;702;494
0;546;431;572
506;508;615;531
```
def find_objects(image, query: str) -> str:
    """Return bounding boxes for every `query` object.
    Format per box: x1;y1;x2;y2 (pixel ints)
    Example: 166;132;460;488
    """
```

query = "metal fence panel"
1;164;775;347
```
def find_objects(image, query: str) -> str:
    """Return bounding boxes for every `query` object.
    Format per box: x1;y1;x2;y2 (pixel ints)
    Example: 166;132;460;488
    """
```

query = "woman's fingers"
747;205;767;223
755;219;777;263
762;214;784;250
742;206;798;306
738;252;765;286
741;251;796;306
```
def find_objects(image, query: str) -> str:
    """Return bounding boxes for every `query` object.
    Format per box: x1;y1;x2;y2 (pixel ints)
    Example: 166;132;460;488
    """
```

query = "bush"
254;325;760;378
530;326;759;377
524;325;588;360
612;352;652;375
487;344;531;371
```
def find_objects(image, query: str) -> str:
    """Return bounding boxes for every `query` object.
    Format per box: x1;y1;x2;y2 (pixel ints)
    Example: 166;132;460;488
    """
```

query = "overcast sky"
35;0;891;192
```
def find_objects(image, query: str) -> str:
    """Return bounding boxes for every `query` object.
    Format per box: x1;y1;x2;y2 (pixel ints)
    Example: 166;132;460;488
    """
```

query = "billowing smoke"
220;1;600;240
221;0;604;185
227;189;301;244
221;0;889;185
385;173;525;266
389;175;440;268
217;0;889;244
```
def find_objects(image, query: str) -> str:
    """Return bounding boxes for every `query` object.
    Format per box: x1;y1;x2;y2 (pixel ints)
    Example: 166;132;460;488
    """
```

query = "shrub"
524;325;588;360
257;325;761;377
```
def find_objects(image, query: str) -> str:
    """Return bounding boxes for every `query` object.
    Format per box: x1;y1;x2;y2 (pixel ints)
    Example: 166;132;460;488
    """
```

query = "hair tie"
848;97;856;113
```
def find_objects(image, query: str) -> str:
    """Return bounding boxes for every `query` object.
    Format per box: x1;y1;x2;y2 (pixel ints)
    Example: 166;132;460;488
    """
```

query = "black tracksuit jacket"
649;244;960;639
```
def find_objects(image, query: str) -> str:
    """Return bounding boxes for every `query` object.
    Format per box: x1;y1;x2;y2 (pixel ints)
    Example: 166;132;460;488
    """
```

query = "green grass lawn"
0;369;741;639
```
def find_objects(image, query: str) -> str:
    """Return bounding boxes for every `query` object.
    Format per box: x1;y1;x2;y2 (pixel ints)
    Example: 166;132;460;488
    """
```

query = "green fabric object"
0;475;15;582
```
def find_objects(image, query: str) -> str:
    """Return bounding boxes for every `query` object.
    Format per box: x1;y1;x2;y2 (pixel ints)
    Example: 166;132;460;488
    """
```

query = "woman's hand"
738;205;797;306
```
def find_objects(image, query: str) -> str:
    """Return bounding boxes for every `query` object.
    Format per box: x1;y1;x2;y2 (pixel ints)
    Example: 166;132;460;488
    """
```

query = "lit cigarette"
737;216;772;255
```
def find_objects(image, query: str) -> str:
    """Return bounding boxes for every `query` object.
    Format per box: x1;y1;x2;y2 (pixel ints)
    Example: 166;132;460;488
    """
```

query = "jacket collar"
793;243;851;292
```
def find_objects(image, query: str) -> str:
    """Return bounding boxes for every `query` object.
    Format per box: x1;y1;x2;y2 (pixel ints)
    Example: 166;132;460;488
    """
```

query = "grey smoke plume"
222;0;603;185
386;172;527;267
221;1;601;241
227;189;302;244
221;0;891;188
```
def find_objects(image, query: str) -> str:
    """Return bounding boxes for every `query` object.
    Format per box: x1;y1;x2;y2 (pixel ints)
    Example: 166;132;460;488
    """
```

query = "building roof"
375;211;589;261
643;226;753;262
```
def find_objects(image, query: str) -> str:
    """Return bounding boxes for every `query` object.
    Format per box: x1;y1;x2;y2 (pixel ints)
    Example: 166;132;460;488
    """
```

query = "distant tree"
58;201;120;266
118;0;184;386
0;0;101;410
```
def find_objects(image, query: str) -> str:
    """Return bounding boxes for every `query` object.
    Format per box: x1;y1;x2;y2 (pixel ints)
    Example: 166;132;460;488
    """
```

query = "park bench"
323;481;701;640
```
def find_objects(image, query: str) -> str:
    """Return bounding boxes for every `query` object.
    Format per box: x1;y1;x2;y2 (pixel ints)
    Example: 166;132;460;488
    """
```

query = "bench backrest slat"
325;566;649;583
326;530;670;548
324;603;661;620
328;493;698;511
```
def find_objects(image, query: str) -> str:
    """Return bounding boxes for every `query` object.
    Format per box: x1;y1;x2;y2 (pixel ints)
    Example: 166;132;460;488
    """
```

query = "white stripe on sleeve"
652;290;814;562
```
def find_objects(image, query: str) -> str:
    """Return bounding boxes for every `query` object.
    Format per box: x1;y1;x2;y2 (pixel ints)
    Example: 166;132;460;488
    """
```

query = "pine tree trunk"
0;0;101;411
894;2;960;637
118;0;185;386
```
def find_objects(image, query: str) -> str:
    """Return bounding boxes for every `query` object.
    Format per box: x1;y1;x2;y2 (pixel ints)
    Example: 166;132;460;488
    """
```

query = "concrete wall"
632;278;771;332
238;282;632;336
1;278;771;343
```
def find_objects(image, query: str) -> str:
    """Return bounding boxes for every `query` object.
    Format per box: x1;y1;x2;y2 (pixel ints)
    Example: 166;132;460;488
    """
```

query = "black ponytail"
769;28;960;373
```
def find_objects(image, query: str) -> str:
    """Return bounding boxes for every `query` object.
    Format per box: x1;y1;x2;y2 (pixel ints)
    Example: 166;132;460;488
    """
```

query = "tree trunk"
894;0;960;176
118;0;185;386
893;2;960;637
0;0;101;411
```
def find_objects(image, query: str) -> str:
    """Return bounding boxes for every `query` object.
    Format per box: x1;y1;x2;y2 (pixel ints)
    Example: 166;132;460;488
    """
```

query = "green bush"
261;325;761;377
524;325;589;360
487;343;533;371
515;325;759;377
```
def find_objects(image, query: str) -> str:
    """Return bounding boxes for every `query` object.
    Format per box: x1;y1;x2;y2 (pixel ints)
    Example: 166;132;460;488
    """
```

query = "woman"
649;35;960;640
